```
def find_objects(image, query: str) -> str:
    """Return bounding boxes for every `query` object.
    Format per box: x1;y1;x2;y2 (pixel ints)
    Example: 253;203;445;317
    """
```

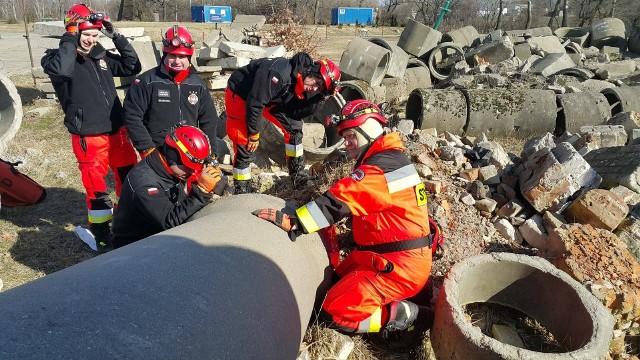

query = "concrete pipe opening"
406;88;467;133
0;72;23;155
369;38;409;79
601;86;640;116
431;253;615;360
428;42;466;80
590;17;627;51
339;37;390;87
442;26;480;48
556;92;610;134
339;80;386;104
553;27;591;47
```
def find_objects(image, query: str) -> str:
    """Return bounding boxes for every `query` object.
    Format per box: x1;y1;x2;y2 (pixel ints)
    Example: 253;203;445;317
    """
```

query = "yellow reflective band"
320;59;335;81
285;144;304;157
415;183;428;206
88;209;113;224
174;139;190;156
358;307;383;333
296;205;320;234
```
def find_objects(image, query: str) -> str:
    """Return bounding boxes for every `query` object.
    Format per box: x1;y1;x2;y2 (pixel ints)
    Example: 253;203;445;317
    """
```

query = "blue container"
191;6;232;23
331;7;374;25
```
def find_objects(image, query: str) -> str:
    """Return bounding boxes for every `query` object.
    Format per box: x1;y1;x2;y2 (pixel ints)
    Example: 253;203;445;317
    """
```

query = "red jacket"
296;132;430;246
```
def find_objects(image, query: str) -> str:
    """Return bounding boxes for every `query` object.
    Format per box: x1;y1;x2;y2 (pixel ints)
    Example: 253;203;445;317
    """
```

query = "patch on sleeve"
350;169;365;181
147;187;159;195
271;76;279;84
133;78;140;85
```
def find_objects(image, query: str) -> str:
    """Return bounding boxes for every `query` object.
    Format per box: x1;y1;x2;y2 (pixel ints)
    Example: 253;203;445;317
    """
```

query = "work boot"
234;180;253;194
90;222;113;253
287;156;308;188
382;302;434;350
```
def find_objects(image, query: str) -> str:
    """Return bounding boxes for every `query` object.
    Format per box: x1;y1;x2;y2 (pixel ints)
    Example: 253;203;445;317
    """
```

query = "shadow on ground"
15;85;45;105
3;186;96;275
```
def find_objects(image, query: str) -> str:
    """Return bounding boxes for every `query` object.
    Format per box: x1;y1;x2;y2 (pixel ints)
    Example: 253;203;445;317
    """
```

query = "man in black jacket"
41;4;141;252
225;53;341;194
124;25;219;161
112;126;221;248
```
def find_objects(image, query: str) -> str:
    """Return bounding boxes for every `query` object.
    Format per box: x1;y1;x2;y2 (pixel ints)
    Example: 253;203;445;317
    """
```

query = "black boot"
382;302;433;350
288;156;308;188
234;180;253;194
90;222;113;253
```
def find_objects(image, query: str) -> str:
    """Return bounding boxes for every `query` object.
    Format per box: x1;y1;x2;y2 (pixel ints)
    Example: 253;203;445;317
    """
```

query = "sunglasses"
162;25;194;48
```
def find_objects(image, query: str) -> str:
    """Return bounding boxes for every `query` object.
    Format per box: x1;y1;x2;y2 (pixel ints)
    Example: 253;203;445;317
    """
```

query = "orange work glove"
252;208;301;241
247;133;260;153
65;15;84;35
140;148;155;159
197;165;221;194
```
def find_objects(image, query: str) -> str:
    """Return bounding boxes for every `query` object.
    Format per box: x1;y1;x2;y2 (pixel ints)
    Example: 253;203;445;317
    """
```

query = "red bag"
0;158;47;207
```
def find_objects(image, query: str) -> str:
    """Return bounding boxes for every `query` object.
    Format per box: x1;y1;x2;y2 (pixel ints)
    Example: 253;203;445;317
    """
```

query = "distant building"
331;7;374;25
191;6;232;23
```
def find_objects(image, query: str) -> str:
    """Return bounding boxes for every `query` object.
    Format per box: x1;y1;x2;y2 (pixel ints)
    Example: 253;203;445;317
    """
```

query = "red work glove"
197;165;221;194
252;208;302;241
247;133;260;153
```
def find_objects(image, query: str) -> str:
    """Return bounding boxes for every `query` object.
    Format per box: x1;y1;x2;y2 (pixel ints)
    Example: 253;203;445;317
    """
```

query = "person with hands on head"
41;3;141;252
253;99;440;348
226;53;341;194
123;25;220;161
112;126;221;249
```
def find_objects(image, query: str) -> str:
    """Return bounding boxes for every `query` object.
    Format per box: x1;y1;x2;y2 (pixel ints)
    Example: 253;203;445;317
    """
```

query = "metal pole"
21;0;36;86
562;0;568;27
434;0;453;30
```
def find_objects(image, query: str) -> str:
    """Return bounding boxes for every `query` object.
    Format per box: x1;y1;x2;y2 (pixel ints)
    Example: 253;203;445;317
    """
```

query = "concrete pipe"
0;194;332;360
339;37;390;87
431;253;615;360
427;42;465;80
553;27;591;47
0;72;22;156
601;86;640;116
381;65;433;105
260;117;346;166
590;17;627;51
397;19;442;58
313;93;347;147
629;27;640;54
442;26;480;48
407;56;429;69
339;79;386;104
464;89;557;137
406;88;467;133
556;92;611;134
369;38;409;79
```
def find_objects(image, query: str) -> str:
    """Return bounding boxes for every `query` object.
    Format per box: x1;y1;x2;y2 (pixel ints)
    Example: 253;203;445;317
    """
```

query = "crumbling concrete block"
542;211;568;233
563;189;628;230
475;198;497;213
527;36;567;55
207;57;251;69
198;47;224;60
118;27;145;38
614;218;640;262
220;28;244;43
204;73;232;90
521;132;555;160
520;142;602;212
583;144;640;192
494;218;519;243
468;180;491;200
468;36;515;66
219;42;266;59
496;199;526;218
478;165;500;185
605;111;640;145
609;185;640;205
594;59;637;80
497;183;517;200
518;214;547;249
229;15;267;33
574;125;627;151
530;53;575;77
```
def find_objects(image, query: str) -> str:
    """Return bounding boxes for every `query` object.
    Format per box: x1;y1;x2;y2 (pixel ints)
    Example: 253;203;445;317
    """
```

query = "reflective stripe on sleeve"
385;164;422;194
232;167;252;181
285;143;304;158
88;208;113;224
357;307;383;333
296;201;330;234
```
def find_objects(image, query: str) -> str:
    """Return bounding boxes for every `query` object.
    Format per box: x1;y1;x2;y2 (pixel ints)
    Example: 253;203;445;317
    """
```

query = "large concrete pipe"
464;89;557;137
553;27;591;47
339;37;390;87
431;253;614;359
601;86;640;116
382;66;433;104
630;26;640;54
556;92;611;134
590;17;627;51
427;42;465;80
442;26;480;48
339;79;386;104
397;19;442;58
0;194;332;359
0;71;22;156
406;88;467;133
369;38;409;79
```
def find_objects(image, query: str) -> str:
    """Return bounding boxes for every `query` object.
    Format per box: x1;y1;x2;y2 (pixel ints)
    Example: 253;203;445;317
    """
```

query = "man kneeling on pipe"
112;126;221;249
253;100;439;348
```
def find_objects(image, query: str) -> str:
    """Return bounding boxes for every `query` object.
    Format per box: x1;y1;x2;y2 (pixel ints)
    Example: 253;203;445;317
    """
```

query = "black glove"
101;17;117;38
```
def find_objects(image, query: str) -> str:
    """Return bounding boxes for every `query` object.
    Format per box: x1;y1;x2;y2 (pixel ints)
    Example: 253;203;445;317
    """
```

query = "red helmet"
336;99;387;135
162;25;195;56
164;126;211;171
315;59;341;93
65;4;103;32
